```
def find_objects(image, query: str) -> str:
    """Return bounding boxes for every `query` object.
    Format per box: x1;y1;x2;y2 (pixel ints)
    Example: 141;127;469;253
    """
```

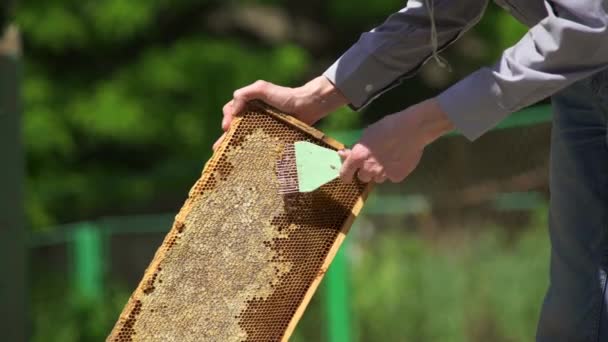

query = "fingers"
339;147;388;184
233;80;269;102
223;80;289;132
357;164;386;183
233;80;290;111
222;97;248;132
373;173;388;183
338;149;358;183
220;80;288;152
212;132;226;151
221;101;234;131
356;169;373;183
337;149;350;160
221;81;268;132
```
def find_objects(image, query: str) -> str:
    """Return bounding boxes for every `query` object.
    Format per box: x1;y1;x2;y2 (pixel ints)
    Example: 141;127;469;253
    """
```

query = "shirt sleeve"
437;0;608;141
323;0;489;109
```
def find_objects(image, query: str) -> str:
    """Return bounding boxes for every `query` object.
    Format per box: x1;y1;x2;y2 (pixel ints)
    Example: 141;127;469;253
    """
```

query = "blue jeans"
536;71;608;341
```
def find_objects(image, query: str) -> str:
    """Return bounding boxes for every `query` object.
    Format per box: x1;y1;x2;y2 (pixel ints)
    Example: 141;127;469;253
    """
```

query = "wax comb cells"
107;101;371;341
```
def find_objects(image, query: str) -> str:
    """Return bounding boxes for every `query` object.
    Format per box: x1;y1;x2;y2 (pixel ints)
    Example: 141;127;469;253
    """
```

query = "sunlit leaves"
22;23;310;227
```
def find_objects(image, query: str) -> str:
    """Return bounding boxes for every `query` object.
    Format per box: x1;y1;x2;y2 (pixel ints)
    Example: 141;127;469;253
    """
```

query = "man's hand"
339;98;454;184
213;76;348;150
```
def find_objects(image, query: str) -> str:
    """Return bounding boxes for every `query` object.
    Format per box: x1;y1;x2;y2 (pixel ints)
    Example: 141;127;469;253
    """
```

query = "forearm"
297;76;349;117
417;99;454;145
399;98;455;147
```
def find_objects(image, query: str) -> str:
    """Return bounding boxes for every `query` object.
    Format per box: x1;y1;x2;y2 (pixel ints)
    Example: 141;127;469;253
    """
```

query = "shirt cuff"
436;67;511;141
323;53;406;111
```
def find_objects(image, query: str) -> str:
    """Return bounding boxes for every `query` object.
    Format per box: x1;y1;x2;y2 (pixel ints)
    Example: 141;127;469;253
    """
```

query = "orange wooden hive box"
107;101;372;341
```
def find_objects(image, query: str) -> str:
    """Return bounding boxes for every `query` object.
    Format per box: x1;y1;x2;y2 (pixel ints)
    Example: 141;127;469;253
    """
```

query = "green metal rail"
29;214;175;302
325;235;352;342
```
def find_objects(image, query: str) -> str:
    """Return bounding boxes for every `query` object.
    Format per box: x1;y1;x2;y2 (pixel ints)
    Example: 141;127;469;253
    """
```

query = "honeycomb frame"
107;101;373;341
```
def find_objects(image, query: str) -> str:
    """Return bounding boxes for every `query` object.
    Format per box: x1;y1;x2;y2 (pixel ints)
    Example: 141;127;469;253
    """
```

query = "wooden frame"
108;101;372;341
250;102;373;340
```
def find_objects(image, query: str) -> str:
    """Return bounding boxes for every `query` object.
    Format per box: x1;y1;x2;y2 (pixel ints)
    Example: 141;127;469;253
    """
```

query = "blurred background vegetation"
10;0;552;340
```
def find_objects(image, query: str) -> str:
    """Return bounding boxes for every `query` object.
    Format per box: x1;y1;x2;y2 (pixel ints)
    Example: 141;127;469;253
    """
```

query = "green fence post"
325;237;351;342
0;24;26;342
72;223;104;300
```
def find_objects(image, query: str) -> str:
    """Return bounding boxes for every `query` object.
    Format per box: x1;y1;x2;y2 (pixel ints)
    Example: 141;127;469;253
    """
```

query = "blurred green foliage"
19;0;311;229
31;274;130;341
347;208;549;341
17;0;527;230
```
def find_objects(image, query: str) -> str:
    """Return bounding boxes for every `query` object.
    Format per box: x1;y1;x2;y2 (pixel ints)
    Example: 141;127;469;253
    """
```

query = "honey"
107;102;370;341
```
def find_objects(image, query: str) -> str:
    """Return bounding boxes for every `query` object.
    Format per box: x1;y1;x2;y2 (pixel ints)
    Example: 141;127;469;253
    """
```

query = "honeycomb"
107;101;372;341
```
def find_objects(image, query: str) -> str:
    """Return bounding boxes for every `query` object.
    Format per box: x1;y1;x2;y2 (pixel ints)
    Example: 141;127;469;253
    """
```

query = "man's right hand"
213;76;348;150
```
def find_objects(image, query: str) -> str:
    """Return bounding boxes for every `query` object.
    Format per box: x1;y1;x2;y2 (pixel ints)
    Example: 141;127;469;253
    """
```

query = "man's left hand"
339;98;454;184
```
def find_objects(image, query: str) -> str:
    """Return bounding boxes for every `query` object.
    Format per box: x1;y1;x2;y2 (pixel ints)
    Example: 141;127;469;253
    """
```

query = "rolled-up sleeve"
323;0;489;109
438;0;608;140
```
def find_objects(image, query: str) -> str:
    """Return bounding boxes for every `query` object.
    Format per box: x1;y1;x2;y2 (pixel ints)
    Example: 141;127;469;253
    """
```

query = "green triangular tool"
294;141;342;192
